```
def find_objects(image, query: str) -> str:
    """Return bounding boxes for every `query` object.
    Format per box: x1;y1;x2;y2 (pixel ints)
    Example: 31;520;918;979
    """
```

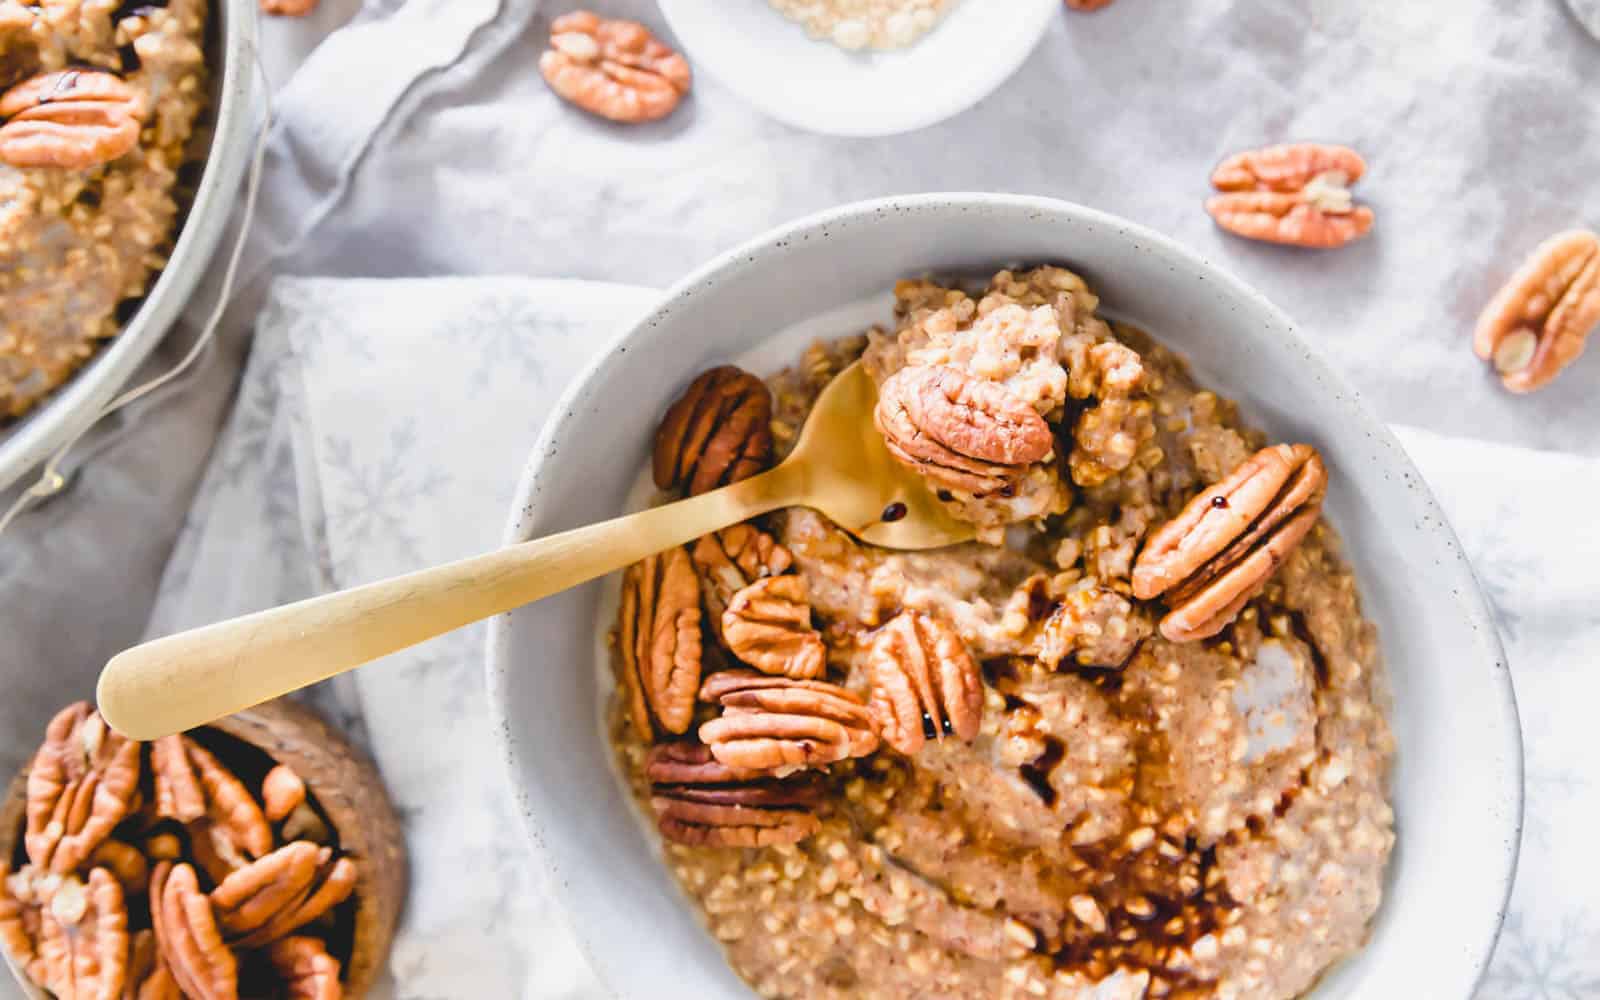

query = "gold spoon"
97;362;974;740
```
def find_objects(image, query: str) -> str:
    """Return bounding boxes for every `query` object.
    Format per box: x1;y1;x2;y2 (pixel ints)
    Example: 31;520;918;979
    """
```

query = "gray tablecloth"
2;0;1598;996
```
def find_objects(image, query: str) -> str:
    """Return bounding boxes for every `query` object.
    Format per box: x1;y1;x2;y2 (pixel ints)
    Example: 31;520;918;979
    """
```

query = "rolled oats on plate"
768;0;959;51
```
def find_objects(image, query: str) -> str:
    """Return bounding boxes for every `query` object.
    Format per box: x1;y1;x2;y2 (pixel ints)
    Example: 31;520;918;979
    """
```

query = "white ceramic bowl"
487;194;1522;999
657;0;1058;137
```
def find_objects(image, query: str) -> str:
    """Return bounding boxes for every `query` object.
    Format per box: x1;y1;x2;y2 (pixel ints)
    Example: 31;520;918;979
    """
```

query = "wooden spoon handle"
97;467;800;740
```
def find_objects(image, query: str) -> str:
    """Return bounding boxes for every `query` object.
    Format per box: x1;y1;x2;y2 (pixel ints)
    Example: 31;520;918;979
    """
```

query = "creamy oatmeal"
614;267;1395;999
0;0;209;420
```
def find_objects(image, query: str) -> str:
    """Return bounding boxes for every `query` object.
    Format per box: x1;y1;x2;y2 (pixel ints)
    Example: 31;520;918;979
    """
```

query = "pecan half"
0;70;142;169
652;366;773;496
26;703;141;875
721;574;826;680
617;547;704;737
1473;229;1600;393
866;612;984;756
539;11;691;123
181;739;274;881
1133;444;1327;641
698;670;879;774
646;742;823;847
260;766;307;825
1065;0;1116;7
124;929;182;1000
266;936;342;1000
1206;143;1374;249
33;868;129;1000
690;524;793;642
0;865;39;981
875;364;1053;494
260;0;319;16
149;863;236;1000
150;737;204;824
210;842;356;950
87;841;148;899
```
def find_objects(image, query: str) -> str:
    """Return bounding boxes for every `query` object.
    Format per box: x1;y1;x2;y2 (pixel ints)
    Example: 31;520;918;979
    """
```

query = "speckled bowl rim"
0;0;260;493
487;192;1523;997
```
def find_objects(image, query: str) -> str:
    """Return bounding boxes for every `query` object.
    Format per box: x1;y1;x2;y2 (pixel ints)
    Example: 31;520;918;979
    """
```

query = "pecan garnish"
690;524;794;642
261;766;307;825
721;574;825;680
1133;444;1327;641
698;670;879;774
33;868;129;1000
1473;229;1600;393
266;936;342;1000
210;842;357;950
866;612;984;756
124;928;182;1000
150;862;236;1000
0;70;143;169
617;547;704;737
1206;143;1374;249
652;366;773;496
1065;0;1116;8
646;742;823;847
874;364;1053;494
26;703;141;875
539;10;691;123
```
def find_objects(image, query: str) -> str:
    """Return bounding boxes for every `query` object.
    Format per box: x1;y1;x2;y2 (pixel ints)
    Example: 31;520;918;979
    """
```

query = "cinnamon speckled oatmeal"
0;0;209;420
614;267;1395;999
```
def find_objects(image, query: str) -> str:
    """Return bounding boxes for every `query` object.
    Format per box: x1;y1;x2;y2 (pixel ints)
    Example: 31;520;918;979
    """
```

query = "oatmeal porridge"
613;267;1395;999
0;0;209;420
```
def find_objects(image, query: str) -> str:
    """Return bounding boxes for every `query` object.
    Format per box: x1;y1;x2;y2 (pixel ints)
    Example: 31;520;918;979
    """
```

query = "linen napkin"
146;276;1595;999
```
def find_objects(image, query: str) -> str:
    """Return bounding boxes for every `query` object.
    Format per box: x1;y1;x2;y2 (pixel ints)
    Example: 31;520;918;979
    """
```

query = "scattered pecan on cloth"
1132;444;1327;641
540;10;692;123
1473;229;1600;393
1206;143;1374;249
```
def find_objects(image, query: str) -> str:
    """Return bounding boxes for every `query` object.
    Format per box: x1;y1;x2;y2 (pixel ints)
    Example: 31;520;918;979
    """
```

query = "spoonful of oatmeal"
97;359;1018;740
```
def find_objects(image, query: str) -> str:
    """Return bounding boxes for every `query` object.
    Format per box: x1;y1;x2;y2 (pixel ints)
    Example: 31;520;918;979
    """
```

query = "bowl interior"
657;0;1058;137
488;194;1520;999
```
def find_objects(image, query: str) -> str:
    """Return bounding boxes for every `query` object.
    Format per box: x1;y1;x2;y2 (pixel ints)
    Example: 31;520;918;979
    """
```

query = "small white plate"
658;0;1059;137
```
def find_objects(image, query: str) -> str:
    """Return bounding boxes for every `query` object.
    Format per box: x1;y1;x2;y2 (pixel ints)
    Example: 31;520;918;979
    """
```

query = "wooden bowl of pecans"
0;699;404;999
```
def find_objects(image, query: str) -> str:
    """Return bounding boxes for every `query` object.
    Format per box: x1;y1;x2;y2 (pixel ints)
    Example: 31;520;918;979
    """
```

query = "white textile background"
1;0;1598;996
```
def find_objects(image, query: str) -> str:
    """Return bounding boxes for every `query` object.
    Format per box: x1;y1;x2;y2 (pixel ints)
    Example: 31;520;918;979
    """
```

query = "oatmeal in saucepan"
612;267;1395;999
0;0;209;420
